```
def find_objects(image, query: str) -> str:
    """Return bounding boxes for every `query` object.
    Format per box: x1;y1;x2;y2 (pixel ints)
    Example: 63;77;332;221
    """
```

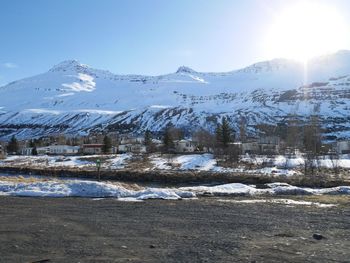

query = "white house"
117;144;129;153
117;135;149;153
35;145;80;155
336;141;350;154
20;147;34;156
118;143;146;153
258;136;280;155
82;144;103;155
131;144;147;153
241;142;259;154
174;139;197;153
119;136;144;145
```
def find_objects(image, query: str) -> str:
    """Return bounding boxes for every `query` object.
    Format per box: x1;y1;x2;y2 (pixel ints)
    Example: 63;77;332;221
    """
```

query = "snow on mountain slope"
1;51;350;140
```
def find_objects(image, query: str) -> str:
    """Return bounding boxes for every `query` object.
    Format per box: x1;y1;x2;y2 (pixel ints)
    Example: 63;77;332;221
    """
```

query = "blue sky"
1;0;350;85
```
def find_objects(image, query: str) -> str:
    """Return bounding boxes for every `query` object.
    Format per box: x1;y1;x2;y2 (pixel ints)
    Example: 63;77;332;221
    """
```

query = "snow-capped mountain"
1;50;350;140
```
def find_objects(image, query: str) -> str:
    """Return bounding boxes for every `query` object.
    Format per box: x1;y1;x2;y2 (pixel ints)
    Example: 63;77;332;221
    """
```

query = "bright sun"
264;2;348;62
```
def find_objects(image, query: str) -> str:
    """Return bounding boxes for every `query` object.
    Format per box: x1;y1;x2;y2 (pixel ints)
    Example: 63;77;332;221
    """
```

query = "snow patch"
56;92;75;97
0;177;349;200
181;183;350;196
217;199;337;207
62;73;96;92
24;109;62;115
77;109;122;115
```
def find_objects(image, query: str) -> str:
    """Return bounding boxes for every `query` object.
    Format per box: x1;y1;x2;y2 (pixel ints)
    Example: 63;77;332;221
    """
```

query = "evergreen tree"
7;135;19;154
221;117;232;147
215;124;222;146
215;117;233;147
32;146;38;156
144;130;152;146
102;135;112;154
144;130;156;153
29;139;35;148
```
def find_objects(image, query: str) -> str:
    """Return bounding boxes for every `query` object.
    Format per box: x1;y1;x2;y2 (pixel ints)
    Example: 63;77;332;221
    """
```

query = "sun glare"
264;2;348;62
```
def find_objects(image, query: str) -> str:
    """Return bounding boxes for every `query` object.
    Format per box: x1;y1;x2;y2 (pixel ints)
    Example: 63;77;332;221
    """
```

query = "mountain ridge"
1;50;350;140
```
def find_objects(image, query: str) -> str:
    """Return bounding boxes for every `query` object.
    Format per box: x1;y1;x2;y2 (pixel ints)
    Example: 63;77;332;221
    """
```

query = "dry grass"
0;175;144;191
0;176;54;183
107;181;144;191
123;155;153;170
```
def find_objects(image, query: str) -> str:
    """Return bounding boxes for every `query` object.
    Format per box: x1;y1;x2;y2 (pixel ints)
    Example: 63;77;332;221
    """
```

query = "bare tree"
285;113;302;151
192;129;215;152
302;105;323;176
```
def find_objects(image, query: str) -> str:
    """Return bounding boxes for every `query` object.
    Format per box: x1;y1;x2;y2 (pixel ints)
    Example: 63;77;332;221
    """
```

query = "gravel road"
0;196;349;263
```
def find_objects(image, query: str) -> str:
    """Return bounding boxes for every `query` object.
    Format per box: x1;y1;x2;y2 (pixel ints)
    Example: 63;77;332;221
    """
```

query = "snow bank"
217;199;337;207
0;176;349;199
105;154;132;169
0;178;194;200
180;183;256;196
180;183;350;197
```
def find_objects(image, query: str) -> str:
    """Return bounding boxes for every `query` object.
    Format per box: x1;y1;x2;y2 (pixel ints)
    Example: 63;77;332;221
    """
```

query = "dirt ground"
0;196;349;263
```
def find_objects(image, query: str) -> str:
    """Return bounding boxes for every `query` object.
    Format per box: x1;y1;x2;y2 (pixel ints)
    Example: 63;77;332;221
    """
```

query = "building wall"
337;141;350;154
174;140;196;153
83;147;102;155
242;142;259;154
21;148;34;156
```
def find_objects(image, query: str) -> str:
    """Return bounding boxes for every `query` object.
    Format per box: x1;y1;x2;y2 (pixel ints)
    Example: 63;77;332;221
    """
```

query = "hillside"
1;51;350;140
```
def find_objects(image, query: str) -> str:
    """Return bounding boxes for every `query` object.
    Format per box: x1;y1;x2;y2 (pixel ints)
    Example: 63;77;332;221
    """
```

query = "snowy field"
0;154;132;169
150;153;350;176
1;153;350;178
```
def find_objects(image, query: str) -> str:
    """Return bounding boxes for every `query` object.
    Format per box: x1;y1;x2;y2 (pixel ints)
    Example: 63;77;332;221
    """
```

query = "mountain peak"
176;66;196;74
236;58;301;74
49;60;88;73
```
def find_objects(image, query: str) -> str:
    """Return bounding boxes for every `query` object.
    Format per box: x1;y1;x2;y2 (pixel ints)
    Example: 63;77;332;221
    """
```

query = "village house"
258;136;280;155
119;136;144;145
240;136;280;155
148;138;164;153
152;138;163;147
241;141;259;154
82;144;104;155
117;142;146;153
20;147;34;156
21;145;80;155
336;140;350;154
117;144;129;153
117;135;147;153
130;144;147;153
44;145;80;155
174;139;197;153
